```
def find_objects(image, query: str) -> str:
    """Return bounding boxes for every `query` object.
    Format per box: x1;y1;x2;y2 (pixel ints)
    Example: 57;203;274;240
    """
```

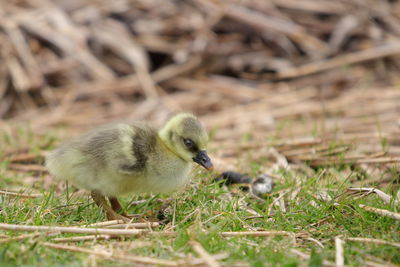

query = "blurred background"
1;0;400;171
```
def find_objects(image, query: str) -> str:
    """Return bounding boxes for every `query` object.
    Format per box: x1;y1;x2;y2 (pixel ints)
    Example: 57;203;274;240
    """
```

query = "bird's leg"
109;197;128;217
91;191;130;222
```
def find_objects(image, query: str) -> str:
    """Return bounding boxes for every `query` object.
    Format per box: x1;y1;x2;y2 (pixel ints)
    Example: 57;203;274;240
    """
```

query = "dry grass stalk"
105;222;160;229
304;237;325;249
188;253;229;266
359;205;400;220
52;235;113;243
346;188;397;205
189;241;221;267
0;223;147;236
275;42;400;79
365;260;397;267
363;255;399;267
6;153;44;163
268;190;289;215
290;249;336;266
306;157;400;167
346;237;400;248
41;242;179;266
87;220;159;229
335;237;345;267
221;231;291;237
148;231;177;237
87;220;125;227
7;164;48;173
0;232;51;244
0;189;41;198
225;4;328;54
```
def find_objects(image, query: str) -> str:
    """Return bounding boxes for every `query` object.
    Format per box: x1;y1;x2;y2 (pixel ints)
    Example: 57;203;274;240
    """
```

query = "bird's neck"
157;130;184;160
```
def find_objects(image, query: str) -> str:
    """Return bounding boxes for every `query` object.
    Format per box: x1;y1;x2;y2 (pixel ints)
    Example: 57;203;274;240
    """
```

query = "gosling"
46;113;213;221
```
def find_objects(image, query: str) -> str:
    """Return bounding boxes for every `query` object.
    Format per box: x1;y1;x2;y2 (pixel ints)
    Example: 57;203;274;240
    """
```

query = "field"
1;109;399;266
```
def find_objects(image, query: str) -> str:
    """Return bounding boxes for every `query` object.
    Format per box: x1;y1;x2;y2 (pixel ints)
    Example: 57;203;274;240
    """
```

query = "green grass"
0;128;399;266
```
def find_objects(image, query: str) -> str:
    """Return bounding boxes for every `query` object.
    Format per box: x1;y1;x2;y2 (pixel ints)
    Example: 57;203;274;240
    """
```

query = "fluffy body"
46;122;192;197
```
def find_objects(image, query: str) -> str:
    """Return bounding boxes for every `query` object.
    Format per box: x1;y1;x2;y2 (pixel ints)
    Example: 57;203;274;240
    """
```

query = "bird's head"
159;113;213;170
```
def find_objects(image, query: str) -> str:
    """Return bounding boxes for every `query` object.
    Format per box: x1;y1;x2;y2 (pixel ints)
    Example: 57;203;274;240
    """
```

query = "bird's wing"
115;122;158;174
77;124;123;167
46;124;122;181
57;123;157;176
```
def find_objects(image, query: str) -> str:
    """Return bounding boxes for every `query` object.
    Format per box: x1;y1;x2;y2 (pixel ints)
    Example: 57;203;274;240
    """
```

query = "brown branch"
225;4;327;54
275;42;400;79
7;164;48;173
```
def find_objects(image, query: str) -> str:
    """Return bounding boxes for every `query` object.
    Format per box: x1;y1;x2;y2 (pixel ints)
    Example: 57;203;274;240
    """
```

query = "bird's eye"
183;138;195;149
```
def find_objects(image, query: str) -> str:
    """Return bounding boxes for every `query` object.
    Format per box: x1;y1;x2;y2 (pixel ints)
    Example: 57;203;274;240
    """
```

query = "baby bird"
46;113;213;221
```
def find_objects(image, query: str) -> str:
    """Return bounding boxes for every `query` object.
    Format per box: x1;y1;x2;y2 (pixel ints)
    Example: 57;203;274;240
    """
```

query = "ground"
0;121;399;267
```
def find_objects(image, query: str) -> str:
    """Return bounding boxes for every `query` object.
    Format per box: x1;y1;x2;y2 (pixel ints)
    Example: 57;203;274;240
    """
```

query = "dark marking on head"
120;126;157;172
183;137;199;153
180;117;204;153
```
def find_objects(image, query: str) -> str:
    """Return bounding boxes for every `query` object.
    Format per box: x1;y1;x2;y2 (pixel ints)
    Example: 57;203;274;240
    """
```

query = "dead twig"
41;242;179;266
5;153;44;163
359;205;400;220
87;221;160;229
291;249;336;266
275;42;400;79
7;164;48;173
0;232;54;244
189;241;221;267
0;189;41;198
52;235;113;243
345;188;397;205
335;237;345;267
0;223;147;236
221;231;291;237
346;237;400;248
86;220;125;228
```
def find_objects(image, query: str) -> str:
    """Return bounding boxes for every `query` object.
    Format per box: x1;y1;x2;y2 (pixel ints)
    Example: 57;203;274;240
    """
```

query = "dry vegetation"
0;0;400;266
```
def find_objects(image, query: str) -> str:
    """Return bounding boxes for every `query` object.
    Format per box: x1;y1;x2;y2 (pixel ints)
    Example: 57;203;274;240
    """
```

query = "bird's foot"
106;210;133;223
108;197;136;219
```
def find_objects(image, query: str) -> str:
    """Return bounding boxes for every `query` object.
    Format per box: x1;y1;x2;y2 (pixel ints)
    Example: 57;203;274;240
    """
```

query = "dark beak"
193;150;213;170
